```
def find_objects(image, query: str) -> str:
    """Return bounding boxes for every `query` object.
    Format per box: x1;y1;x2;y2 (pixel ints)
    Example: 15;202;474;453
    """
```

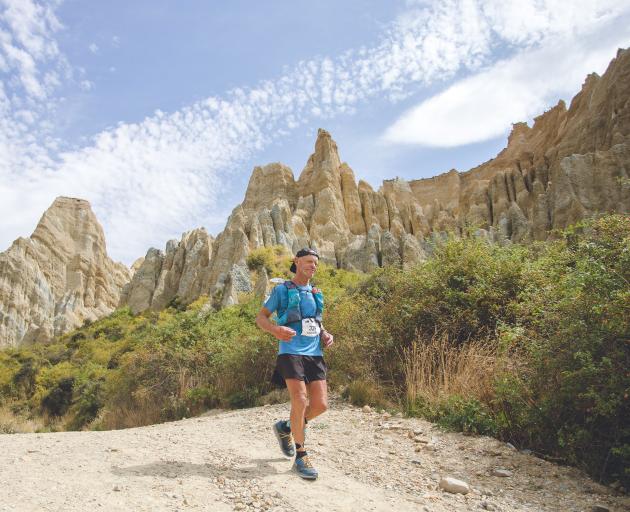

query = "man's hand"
275;325;297;341
321;330;334;348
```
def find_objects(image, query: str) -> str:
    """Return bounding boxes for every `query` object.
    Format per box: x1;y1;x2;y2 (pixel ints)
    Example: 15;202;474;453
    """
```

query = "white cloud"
0;0;64;101
1;0;630;265
384;1;630;147
79;79;93;91
88;42;98;54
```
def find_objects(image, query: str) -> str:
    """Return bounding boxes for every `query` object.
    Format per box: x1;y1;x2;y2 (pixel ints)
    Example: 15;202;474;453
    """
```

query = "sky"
1;0;629;266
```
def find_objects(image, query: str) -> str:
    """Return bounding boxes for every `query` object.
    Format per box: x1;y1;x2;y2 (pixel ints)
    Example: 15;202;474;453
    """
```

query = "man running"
255;247;334;480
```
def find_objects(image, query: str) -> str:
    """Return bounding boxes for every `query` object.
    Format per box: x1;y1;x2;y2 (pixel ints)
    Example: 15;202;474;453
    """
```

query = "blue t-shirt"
264;282;322;356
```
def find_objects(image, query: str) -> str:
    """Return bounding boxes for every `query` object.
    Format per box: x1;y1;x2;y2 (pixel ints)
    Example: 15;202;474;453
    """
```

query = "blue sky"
1;0;630;265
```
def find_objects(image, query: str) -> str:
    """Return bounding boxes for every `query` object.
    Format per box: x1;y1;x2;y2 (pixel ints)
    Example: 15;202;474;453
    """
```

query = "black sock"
295;444;307;459
284;418;307;432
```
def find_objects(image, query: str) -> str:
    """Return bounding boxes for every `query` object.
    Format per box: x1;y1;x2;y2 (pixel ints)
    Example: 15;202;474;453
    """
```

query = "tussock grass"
402;331;498;406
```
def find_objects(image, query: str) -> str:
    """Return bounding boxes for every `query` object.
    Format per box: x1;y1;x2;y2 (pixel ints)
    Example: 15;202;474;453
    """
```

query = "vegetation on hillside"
1;216;628;487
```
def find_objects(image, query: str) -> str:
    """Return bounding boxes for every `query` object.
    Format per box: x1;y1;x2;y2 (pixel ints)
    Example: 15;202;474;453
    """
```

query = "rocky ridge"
122;48;630;315
2;49;630;340
0;198;130;348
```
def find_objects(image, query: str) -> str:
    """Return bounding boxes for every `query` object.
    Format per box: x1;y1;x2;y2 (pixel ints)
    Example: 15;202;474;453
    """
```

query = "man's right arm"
255;307;296;341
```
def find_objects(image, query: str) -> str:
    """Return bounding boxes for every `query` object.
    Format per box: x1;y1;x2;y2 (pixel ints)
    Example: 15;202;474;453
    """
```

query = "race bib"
301;317;321;337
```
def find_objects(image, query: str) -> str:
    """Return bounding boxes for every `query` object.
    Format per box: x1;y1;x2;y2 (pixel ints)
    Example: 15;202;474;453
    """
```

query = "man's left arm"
321;328;334;348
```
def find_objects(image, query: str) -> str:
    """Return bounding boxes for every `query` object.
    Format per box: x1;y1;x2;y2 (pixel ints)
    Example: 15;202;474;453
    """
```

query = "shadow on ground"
112;457;290;480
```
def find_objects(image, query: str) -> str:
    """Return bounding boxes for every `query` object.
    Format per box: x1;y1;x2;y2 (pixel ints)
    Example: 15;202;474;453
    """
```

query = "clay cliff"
121;48;630;315
0;198;131;348
2;49;630;343
408;47;630;243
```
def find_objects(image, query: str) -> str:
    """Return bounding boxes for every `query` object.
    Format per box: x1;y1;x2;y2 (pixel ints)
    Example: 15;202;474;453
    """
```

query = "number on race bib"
301;318;321;337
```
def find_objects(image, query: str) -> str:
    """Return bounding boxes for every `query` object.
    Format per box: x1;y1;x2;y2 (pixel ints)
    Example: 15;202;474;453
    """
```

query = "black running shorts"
272;354;327;387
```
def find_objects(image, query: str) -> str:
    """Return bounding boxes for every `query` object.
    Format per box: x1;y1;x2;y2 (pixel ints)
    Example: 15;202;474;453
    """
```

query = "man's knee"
310;398;328;415
291;391;308;410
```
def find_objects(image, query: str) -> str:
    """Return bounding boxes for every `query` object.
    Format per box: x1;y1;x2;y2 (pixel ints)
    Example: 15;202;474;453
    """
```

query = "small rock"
411;458;422;465
505;442;517;451
382;412;391;419
439;476;471;494
480;501;496;511
492;468;513;478
414;436;428;444
591;506;610;512
414;428;423;435
112;485;121;492
362;405;372;413
395;412;403;418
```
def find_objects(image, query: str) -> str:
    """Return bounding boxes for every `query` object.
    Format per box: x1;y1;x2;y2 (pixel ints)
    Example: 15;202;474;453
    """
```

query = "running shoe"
293;454;318;480
273;420;295;457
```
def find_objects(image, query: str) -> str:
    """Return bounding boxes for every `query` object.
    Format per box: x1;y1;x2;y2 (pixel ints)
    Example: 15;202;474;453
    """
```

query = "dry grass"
98;403;165;430
0;404;47;433
402;331;499;407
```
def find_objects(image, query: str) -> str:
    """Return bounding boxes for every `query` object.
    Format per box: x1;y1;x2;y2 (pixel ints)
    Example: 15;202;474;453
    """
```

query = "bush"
412;395;498;436
12;356;38;398
326;215;629;486
246;245;291;278
498;214;630;485
41;377;74;417
341;379;387;408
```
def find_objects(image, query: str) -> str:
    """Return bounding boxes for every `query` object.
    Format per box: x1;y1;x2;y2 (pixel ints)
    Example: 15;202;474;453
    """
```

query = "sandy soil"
1;396;628;512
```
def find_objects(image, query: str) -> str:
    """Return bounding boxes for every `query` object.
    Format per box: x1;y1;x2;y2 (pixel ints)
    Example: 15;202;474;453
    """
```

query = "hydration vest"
276;281;324;326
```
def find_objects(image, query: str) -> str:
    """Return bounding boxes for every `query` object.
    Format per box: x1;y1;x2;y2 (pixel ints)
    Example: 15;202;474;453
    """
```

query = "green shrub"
41;377;74;417
12;356;39;398
432;395;498;436
66;377;105;430
341;379;387;408
246;245;290;278
499;214;630;485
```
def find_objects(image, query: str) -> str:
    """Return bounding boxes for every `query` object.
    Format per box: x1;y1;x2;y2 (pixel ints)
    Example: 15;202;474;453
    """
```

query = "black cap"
290;248;320;273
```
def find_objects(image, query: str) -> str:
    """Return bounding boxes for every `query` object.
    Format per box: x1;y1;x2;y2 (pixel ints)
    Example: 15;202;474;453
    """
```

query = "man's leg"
285;378;318;479
285;378;308;448
305;379;328;421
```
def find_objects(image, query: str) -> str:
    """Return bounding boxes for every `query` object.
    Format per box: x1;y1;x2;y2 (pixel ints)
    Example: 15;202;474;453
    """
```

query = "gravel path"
1;396;628;512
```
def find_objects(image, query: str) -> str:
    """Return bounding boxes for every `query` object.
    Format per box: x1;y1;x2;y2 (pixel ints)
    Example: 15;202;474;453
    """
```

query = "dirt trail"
1;396;628;512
